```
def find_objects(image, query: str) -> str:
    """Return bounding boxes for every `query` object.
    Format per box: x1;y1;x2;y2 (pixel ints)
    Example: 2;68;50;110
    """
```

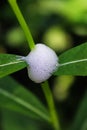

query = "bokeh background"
0;0;87;130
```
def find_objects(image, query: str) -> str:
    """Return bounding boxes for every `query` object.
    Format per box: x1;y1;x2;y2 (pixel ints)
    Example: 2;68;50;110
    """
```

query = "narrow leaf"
1;110;46;130
54;42;87;75
0;54;27;78
69;91;87;130
0;76;50;122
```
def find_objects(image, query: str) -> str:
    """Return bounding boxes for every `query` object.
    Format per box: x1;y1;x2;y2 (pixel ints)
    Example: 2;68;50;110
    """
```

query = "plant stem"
8;1;61;129
8;0;35;50
41;81;61;130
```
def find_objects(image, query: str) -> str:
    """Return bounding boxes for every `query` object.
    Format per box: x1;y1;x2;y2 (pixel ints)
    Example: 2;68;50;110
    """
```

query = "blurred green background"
0;0;87;130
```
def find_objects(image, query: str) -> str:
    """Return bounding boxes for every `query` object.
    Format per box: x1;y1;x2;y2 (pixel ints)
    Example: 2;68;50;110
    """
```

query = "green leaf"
0;76;50;122
1;110;47;130
0;54;27;78
54;42;87;76
69;91;87;130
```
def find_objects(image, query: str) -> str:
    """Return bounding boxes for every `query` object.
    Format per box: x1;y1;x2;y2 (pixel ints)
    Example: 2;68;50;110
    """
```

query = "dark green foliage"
54;43;87;75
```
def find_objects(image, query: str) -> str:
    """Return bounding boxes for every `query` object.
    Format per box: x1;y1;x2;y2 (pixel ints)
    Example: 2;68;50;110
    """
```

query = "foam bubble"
25;43;59;83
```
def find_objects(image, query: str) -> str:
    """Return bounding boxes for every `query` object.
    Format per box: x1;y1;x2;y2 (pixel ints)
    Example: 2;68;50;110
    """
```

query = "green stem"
8;1;61;129
41;81;61;130
8;0;35;50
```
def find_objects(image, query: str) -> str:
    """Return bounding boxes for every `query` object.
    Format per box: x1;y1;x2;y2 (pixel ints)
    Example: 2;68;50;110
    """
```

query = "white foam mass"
25;43;59;83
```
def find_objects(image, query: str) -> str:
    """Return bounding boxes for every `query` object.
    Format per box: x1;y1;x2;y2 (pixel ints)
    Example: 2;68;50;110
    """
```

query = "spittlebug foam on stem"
24;43;59;83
